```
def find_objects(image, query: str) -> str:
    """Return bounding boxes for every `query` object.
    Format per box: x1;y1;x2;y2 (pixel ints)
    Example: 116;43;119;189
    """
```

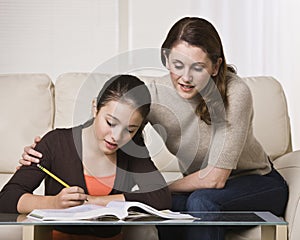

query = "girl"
0;74;171;239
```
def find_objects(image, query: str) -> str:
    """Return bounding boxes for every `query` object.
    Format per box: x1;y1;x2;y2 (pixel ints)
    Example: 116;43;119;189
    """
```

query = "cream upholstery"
0;74;54;175
0;73;299;240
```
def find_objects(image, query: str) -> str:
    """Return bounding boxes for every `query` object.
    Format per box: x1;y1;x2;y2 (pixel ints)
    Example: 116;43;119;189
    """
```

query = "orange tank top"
84;174;116;196
52;174;117;240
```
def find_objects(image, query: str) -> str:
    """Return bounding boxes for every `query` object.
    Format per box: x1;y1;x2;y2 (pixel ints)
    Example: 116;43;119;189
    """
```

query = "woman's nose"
182;69;192;82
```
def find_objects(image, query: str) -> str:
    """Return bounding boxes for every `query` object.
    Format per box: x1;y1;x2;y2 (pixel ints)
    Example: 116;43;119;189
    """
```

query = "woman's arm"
168;165;231;193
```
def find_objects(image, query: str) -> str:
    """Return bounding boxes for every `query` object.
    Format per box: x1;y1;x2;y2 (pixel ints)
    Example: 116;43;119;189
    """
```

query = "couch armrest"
273;150;300;240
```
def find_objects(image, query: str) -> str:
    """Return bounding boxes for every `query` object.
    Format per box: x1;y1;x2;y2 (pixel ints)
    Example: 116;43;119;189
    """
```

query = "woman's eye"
172;62;183;70
193;66;203;72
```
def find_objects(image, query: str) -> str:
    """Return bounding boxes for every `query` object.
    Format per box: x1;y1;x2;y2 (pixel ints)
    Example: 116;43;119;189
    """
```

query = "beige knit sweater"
144;73;271;177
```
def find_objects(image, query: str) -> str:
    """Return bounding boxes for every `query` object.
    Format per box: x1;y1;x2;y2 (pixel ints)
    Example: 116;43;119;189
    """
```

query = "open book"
27;201;196;221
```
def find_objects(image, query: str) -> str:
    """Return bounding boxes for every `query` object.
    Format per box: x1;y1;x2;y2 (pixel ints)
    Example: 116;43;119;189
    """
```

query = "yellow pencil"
37;164;70;188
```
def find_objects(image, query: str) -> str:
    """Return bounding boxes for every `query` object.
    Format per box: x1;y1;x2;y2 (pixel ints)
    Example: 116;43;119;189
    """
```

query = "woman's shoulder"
226;72;253;112
227;72;251;96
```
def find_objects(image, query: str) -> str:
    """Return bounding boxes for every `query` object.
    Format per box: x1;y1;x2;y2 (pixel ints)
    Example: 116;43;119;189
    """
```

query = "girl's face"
93;100;143;155
166;41;221;99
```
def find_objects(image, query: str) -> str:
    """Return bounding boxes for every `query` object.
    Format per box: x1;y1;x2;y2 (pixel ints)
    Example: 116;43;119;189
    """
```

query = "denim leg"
183;169;288;240
158;169;288;240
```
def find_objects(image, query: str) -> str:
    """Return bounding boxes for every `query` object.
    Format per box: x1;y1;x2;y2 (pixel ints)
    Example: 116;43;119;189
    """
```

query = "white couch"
0;73;299;240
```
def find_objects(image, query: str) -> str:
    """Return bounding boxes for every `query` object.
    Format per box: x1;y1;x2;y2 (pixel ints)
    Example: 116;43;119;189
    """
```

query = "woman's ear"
92;98;98;118
212;57;223;76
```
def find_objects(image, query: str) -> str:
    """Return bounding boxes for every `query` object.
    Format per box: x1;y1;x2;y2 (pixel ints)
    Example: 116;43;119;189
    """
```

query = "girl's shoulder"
37;126;81;147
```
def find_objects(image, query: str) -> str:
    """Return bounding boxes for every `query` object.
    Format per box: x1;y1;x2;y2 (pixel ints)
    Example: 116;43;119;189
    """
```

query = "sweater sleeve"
208;78;253;169
0;130;57;213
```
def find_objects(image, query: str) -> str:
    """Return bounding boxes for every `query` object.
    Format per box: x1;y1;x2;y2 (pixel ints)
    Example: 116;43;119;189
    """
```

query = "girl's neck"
81;125;116;177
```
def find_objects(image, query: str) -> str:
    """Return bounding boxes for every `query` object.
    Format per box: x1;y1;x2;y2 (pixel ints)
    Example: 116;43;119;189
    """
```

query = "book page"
27;204;128;221
107;201;195;219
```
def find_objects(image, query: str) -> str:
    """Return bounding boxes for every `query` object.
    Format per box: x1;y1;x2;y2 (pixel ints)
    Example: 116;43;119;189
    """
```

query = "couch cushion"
243;76;292;160
0;74;54;174
54;72;111;128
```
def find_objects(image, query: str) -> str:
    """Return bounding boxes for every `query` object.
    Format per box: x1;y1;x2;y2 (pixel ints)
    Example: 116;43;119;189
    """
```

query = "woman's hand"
17;136;42;169
168;165;231;193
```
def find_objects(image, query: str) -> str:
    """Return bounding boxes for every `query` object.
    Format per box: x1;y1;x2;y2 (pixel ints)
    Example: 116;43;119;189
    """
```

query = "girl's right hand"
18;136;42;167
53;186;88;209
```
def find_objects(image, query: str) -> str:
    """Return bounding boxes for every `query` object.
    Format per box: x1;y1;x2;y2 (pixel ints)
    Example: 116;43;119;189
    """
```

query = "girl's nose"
111;128;122;142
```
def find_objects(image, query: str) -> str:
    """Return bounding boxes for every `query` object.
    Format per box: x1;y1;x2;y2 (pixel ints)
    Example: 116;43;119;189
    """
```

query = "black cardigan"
0;126;171;213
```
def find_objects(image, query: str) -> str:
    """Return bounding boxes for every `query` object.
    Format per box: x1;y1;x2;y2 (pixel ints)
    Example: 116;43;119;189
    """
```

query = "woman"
19;17;288;240
0;74;171;239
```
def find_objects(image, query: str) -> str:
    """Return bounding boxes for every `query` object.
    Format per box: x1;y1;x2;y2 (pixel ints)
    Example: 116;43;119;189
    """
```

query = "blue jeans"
157;168;288;240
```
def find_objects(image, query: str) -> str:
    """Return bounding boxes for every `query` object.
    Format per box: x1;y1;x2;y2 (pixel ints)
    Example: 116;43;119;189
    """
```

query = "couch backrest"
242;76;292;160
54;72;110;128
0;74;54;176
0;73;292;184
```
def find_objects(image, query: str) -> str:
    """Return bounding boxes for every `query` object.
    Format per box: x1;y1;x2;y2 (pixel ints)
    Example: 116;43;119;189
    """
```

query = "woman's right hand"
18;136;42;168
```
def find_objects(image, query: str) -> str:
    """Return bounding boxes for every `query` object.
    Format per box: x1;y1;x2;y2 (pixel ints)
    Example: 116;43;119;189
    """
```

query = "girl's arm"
17;186;87;213
86;194;125;206
122;155;172;210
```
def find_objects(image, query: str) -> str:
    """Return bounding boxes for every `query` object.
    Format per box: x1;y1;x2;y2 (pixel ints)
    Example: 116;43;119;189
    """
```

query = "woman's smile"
178;82;195;92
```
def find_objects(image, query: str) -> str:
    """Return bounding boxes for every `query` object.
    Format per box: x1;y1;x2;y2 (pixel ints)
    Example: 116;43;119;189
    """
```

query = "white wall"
0;0;299;150
127;0;300;150
0;0;119;80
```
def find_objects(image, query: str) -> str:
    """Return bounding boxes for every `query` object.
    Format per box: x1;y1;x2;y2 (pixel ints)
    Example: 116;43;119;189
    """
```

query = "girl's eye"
124;128;135;134
106;120;115;127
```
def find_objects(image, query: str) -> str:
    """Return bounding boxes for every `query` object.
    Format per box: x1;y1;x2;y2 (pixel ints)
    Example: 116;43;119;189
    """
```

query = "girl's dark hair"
161;17;236;125
96;74;151;146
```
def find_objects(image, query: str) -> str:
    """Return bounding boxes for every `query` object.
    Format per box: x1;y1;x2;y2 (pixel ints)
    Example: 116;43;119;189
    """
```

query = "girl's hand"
52;186;88;209
17;136;42;169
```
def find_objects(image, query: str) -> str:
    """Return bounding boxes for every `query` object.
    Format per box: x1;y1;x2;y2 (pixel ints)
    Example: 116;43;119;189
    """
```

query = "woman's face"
166;41;220;99
93;100;143;155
